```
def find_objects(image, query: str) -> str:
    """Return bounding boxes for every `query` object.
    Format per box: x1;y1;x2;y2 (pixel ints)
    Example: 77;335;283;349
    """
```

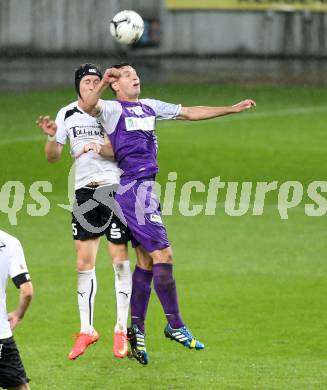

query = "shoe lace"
72;333;91;346
116;332;127;345
180;326;193;340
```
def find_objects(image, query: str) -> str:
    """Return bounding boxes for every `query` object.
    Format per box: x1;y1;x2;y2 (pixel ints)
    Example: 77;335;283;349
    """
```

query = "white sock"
113;261;132;333
77;268;97;335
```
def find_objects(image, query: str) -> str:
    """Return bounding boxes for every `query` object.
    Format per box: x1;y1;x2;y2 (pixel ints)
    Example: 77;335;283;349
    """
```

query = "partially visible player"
0;229;33;390
79;63;256;364
36;64;132;360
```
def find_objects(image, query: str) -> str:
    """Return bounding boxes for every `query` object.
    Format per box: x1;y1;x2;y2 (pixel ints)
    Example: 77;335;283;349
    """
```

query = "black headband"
75;64;102;98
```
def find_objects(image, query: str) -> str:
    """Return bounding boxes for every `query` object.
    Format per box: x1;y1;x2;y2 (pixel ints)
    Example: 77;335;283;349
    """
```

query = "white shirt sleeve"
141;99;182;120
8;237;29;279
55;107;68;144
97;99;122;135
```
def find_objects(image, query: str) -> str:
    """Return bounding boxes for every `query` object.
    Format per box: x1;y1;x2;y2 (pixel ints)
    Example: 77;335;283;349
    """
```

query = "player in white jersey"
36;64;132;360
0;230;33;390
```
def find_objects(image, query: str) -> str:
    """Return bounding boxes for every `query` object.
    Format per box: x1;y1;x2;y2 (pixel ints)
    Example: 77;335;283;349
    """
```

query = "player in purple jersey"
79;63;256;365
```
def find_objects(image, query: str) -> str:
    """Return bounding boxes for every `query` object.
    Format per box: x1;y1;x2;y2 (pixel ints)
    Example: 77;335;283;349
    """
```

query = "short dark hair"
109;62;133;94
111;62;132;69
75;63;102;98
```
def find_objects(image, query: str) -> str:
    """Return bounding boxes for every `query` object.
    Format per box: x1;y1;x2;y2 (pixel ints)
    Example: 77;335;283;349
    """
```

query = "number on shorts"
72;223;78;236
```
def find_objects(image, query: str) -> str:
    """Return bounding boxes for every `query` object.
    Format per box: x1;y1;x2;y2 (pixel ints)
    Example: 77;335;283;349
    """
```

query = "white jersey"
0;230;30;339
55;101;120;190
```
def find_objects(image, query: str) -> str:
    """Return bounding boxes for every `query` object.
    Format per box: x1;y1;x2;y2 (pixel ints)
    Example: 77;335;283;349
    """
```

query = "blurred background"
1;2;327;389
2;0;327;91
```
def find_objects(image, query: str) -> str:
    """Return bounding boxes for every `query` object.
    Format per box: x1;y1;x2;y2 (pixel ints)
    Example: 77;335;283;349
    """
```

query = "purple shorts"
114;178;170;253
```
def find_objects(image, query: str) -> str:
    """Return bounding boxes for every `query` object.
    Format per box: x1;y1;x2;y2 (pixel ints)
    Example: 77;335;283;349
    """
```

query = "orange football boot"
68;330;99;360
113;330;128;358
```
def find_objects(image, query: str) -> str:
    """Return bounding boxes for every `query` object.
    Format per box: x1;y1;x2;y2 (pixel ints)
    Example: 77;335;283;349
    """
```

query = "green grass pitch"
1;84;327;389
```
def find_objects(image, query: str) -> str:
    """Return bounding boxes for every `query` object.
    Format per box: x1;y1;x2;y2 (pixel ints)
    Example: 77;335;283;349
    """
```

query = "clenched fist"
232;99;256;113
102;68;121;86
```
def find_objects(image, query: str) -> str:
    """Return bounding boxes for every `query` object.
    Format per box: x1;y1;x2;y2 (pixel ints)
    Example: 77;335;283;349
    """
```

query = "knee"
137;256;152;271
152;247;173;264
109;243;129;262
165;248;173;264
76;257;94;271
136;246;153;270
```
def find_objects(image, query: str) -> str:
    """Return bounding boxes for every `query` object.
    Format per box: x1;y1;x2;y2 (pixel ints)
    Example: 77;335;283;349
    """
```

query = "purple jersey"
97;99;181;182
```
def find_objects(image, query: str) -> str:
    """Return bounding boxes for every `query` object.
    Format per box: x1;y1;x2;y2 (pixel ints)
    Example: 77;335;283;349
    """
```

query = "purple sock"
153;263;184;329
130;265;153;334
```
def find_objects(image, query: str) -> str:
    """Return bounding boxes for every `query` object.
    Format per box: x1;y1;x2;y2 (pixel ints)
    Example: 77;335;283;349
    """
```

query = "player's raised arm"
36;115;63;163
80;68;121;115
177;99;256;121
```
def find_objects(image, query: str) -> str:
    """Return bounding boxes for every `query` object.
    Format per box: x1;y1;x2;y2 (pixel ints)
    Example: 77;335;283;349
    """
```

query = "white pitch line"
1;105;326;145
161;105;327;126
219;105;327;123
0;135;43;146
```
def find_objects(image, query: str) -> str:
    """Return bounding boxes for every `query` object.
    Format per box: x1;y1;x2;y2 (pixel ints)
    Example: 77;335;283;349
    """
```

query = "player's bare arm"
80;68;121;115
75;134;115;160
7;281;33;330
177;99;256;121
75;142;115;160
36;115;63;163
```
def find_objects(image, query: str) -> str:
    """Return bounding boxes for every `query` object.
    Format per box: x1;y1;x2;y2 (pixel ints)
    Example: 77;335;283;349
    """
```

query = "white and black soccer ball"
110;10;144;45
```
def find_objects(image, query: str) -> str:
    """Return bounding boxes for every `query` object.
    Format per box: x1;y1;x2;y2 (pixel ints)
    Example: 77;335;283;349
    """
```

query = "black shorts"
72;186;131;243
0;336;29;389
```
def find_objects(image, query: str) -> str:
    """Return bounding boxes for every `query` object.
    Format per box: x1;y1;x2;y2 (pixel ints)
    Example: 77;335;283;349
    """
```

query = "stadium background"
1;0;327;388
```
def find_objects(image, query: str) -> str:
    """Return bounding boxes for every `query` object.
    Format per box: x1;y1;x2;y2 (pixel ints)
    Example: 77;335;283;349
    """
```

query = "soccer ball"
110;10;144;45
